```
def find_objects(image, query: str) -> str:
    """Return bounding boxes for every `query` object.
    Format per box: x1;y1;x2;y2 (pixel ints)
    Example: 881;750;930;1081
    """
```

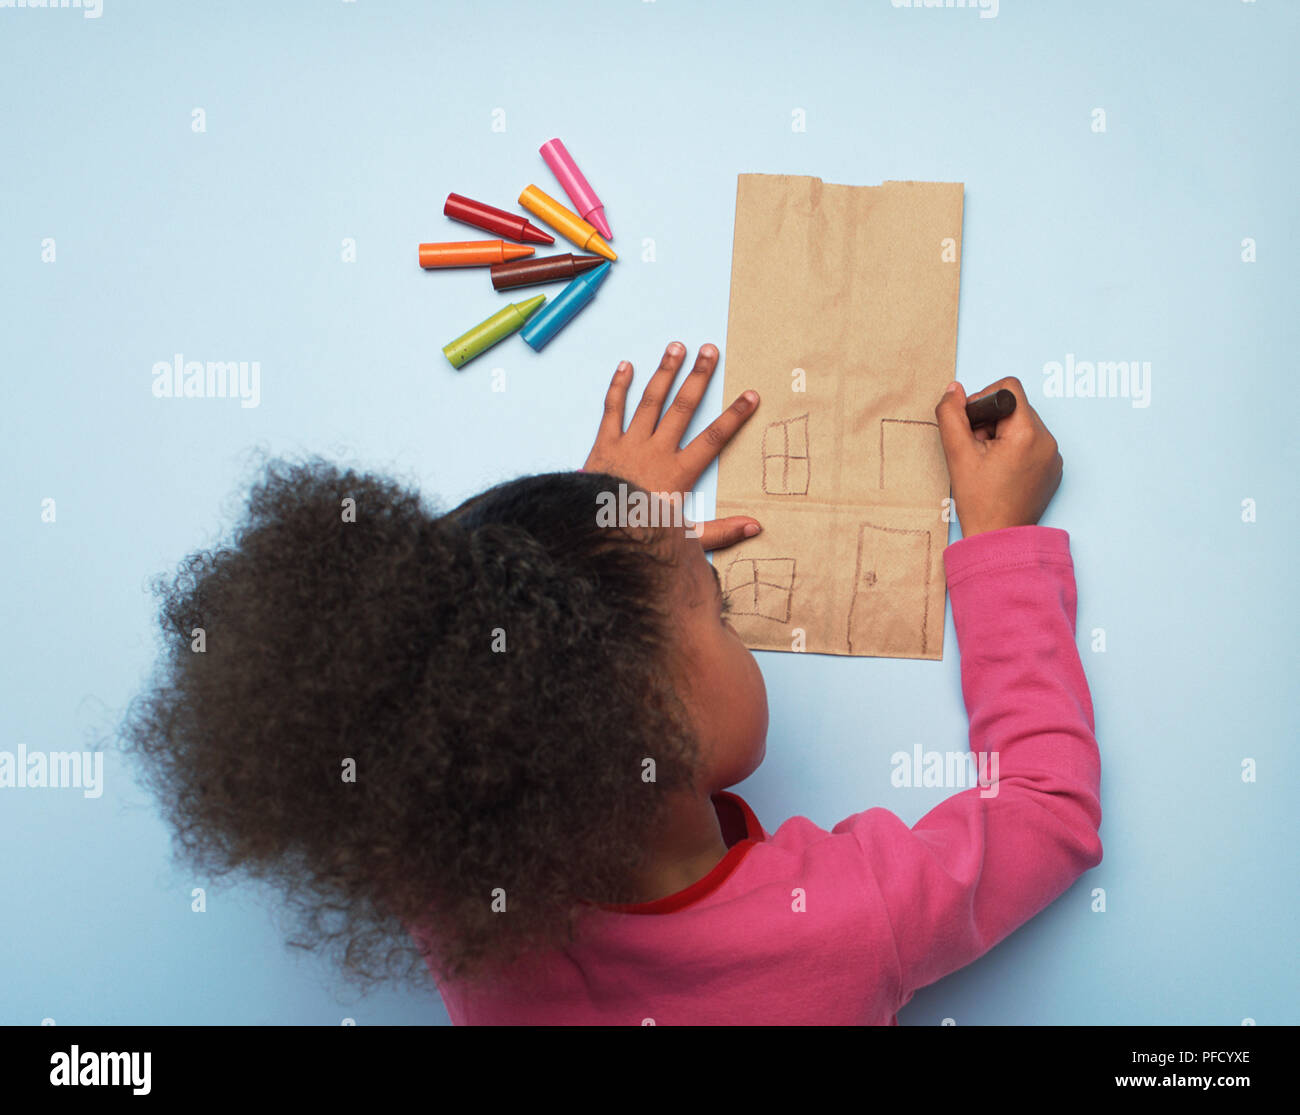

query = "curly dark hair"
116;454;702;995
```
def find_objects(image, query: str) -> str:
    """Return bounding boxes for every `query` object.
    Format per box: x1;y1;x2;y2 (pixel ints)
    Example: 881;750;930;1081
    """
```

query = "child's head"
118;456;766;991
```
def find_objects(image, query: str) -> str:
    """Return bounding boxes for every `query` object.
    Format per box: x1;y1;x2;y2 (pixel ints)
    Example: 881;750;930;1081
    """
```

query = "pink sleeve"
839;525;1103;1008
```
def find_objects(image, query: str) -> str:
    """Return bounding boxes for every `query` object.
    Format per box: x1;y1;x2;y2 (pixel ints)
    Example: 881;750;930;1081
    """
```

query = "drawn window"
724;557;796;623
762;414;810;495
879;418;945;490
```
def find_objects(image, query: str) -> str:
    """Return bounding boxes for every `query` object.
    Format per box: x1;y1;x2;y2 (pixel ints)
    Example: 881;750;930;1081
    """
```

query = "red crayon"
490;252;606;291
445;192;554;245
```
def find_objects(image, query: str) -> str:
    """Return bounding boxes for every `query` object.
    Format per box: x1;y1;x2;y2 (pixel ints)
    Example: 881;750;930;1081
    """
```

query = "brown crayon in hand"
966;389;1016;429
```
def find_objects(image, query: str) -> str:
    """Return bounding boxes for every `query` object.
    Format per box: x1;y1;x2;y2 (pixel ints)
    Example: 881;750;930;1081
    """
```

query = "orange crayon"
418;240;535;269
518;185;617;262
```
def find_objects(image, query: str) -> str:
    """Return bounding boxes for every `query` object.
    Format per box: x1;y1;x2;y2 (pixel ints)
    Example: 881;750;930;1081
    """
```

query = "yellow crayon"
518;184;617;262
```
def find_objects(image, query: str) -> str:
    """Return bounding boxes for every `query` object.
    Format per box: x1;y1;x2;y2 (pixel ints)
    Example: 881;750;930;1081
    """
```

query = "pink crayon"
539;137;612;242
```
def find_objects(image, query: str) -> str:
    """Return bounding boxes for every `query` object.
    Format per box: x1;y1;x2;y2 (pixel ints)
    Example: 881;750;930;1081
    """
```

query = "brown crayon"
966;389;1017;429
489;252;606;291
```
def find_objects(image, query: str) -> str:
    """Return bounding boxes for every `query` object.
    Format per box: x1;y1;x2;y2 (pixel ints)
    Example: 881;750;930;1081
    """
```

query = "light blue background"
2;0;1295;1026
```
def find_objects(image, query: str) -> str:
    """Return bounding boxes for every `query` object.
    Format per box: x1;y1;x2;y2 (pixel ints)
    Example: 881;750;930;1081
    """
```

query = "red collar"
592;790;764;915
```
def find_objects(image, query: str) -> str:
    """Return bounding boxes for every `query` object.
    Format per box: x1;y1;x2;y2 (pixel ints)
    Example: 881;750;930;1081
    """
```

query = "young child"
120;341;1100;1025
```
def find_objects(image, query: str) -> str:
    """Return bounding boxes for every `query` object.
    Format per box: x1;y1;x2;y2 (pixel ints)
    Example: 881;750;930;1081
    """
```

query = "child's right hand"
934;377;1063;540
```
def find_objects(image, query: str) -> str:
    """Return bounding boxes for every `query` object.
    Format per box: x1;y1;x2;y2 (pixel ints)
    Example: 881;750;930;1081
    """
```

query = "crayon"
539;137;613;241
518;184;617;262
444;192;555;245
520;262;612;351
443;294;547;368
419;240;535;269
490;252;606;291
965;389;1017;429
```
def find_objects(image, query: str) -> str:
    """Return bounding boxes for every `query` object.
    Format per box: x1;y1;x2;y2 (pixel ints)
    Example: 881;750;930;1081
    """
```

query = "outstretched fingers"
591;360;633;449
625;342;688;440
691;516;762;552
655;344;720;445
678;389;761;481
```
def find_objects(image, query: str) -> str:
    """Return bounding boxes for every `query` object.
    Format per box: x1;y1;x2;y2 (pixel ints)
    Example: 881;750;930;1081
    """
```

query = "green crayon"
442;294;547;368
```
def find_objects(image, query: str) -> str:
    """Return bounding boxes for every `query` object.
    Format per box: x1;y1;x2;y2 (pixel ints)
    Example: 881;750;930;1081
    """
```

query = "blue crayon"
520;261;612;350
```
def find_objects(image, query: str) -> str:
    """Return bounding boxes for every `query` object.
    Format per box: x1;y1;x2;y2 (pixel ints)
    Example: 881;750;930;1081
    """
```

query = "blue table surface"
1;0;1295;1025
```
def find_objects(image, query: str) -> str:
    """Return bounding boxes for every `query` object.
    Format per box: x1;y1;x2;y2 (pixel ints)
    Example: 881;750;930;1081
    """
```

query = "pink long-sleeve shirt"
419;524;1103;1024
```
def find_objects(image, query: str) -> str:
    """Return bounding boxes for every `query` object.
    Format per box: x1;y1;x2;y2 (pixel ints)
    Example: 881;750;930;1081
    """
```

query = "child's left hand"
583;341;762;551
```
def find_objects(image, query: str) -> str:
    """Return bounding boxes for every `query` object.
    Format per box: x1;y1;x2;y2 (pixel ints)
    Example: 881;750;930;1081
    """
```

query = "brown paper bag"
714;174;964;659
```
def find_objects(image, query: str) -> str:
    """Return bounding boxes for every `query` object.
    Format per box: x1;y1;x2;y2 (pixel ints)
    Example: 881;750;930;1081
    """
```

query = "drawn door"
846;522;932;657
